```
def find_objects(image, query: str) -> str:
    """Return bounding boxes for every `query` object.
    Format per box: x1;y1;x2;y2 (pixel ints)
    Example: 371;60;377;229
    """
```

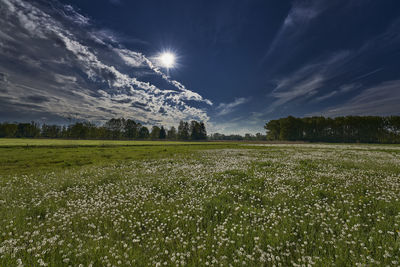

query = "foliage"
177;121;190;140
167;126;177;140
138;126;149;139
190;120;207;140
159;126;166;139
265;115;400;143
150;126;161;140
0;118;208;141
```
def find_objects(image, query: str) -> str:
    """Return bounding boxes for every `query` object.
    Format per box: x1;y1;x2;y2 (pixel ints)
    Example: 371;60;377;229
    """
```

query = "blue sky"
0;0;400;134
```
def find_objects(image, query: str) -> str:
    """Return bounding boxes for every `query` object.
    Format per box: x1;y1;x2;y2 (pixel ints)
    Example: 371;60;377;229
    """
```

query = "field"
1;140;400;266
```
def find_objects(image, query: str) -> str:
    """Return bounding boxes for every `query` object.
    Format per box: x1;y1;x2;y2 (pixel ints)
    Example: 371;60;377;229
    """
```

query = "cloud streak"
263;0;329;64
267;51;353;111
318;80;400;117
265;12;400;114
216;97;250;116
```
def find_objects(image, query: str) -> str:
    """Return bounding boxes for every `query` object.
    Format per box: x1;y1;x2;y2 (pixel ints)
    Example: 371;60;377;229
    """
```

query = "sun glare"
159;52;175;68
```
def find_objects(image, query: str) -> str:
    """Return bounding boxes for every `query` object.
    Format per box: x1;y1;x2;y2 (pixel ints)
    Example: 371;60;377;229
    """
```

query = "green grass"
0;138;221;147
0;139;237;175
1;140;400;266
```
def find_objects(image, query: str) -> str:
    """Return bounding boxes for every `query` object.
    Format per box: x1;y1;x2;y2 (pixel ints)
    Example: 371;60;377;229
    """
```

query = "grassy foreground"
1;141;400;266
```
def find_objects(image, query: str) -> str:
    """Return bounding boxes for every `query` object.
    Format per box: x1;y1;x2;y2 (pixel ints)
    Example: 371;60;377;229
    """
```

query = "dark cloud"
113;98;131;104
0;72;7;82
158;107;166;115
23;95;50;103
131;102;151;112
96;107;116;114
0;72;8;92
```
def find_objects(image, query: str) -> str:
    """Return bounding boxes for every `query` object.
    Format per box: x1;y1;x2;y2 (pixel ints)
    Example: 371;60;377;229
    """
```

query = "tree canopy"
265;116;400;143
0;118;208;141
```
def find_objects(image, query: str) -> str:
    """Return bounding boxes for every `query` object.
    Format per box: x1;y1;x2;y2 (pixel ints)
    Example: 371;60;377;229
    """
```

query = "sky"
0;0;400;134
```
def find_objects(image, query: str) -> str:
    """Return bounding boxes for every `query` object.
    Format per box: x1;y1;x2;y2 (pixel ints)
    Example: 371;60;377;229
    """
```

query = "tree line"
264;116;400;143
0;119;207;140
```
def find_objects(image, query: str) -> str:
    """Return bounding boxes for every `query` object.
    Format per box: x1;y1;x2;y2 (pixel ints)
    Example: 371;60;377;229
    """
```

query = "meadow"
1;140;400;266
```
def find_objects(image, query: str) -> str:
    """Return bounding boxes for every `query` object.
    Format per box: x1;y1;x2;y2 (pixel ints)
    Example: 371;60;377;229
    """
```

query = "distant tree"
255;133;265;140
159;126;166;139
68;122;89;139
209;133;244;141
190;121;200;140
278;116;303;141
138;126;149;139
150;126;161;140
210;133;224;140
124;119;140;139
16;122;40;138
177;121;190;140
189;121;207;140
41;124;61;138
86;122;100;139
264;115;400;143
61;126;68;138
3;115;399;143
0;123;18;138
167;126;177;140
265;120;280;141
199;122;207;140
244;133;253;140
104;118;125;140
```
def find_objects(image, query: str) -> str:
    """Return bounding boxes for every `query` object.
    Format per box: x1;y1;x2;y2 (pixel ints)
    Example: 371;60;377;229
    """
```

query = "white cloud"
216;97;250;116
314;90;338;102
313;83;362;103
0;0;211;127
267;58;394;115
63;5;90;25
320;80;400;117
339;83;362;93
54;74;77;84
116;49;146;68
263;0;330;62
115;48;212;105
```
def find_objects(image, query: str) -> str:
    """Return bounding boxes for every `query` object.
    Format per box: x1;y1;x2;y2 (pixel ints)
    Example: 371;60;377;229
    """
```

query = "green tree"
104;118;125;140
167;126;177;140
159;126;166;139
124;119;140;139
265;120;280;140
178;121;190;140
0;123;18;138
41;124;61;138
16;122;40;138
190;121;200;140
199;122;207;140
138;126;149;139
150;126;161;140
264;115;400;143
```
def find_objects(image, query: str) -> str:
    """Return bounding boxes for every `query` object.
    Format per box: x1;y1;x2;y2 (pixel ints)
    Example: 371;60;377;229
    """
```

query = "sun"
158;52;176;68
